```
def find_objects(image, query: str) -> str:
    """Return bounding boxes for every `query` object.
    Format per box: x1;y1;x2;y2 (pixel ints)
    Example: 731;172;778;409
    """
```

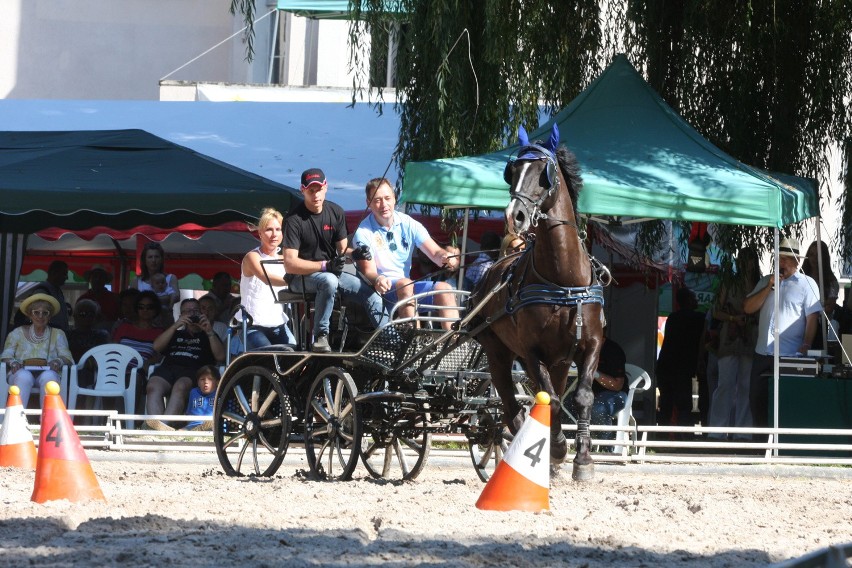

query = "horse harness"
504;143;580;231
468;245;607;341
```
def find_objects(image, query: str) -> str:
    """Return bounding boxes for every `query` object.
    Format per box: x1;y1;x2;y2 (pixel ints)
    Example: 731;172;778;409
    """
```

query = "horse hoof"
572;462;595;482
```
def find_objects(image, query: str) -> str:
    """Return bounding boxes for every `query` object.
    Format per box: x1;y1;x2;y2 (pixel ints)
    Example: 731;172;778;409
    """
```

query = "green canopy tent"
402;54;817;227
402;54;820;434
0;129;301;343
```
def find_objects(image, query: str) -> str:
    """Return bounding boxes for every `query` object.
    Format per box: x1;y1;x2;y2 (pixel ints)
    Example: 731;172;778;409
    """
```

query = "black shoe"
312;334;331;353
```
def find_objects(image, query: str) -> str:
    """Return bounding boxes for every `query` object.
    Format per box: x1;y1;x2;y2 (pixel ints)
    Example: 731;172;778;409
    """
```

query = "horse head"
504;124;562;234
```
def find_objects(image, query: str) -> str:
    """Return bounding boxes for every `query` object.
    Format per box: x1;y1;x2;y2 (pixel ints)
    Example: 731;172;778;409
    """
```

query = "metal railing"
5;408;851;466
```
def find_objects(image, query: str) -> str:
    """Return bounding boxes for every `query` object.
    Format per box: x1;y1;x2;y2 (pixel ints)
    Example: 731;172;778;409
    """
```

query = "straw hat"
84;264;113;282
19;293;61;317
778;237;802;259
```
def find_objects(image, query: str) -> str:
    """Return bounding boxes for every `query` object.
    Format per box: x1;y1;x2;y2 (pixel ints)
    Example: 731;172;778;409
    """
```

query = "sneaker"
144;419;174;431
312;334;331;353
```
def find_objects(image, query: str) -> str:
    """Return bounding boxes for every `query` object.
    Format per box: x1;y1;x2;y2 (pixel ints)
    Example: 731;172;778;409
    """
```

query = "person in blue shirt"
353;177;460;330
184;364;219;430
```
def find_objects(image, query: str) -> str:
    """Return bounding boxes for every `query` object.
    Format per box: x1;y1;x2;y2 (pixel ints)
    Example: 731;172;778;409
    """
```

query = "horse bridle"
505;144;579;229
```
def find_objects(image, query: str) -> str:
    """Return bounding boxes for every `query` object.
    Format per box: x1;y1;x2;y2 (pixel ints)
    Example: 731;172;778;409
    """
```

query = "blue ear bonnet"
503;124;560;187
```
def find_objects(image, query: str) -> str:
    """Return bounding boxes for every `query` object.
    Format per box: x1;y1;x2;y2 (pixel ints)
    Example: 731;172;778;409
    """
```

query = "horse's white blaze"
506;161;534;233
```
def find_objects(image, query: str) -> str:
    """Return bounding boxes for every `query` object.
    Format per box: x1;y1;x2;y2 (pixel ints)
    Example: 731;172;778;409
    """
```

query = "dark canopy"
0;129;301;233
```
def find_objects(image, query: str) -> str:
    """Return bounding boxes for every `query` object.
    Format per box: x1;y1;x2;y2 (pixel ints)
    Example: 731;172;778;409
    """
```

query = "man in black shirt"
283;168;389;353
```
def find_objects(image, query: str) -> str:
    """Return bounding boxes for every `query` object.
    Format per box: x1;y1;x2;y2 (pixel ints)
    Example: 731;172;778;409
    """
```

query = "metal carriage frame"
212;287;531;482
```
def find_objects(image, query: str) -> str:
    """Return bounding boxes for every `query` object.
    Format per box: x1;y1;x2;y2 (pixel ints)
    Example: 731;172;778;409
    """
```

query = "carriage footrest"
355;391;407;404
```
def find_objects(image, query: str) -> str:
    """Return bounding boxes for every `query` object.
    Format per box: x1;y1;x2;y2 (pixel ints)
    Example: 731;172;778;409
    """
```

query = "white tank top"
239;248;288;327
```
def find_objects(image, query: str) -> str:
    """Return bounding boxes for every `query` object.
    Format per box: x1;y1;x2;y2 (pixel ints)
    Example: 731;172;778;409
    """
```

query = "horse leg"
547;361;571;465
572;347;601;482
524;354;568;464
479;333;524;434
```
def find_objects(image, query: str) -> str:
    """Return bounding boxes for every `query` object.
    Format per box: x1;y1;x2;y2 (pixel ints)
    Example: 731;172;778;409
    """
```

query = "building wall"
0;0;262;100
0;1;371;100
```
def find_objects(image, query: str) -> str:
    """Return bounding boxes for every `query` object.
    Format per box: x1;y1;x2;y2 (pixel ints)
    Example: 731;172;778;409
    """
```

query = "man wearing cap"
78;264;120;329
743;237;821;429
283;168;389;353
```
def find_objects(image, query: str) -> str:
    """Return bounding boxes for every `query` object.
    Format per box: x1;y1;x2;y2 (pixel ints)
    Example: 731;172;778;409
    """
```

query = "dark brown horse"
468;124;605;481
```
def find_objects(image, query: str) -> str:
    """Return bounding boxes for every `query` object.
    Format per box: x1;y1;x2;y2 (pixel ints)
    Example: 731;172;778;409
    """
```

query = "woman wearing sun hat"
1;293;74;407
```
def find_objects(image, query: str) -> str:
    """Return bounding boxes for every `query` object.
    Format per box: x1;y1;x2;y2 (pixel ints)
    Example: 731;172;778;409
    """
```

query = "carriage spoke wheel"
360;407;431;481
466;376;524;482
213;365;291;477
468;410;512;482
304;367;362;481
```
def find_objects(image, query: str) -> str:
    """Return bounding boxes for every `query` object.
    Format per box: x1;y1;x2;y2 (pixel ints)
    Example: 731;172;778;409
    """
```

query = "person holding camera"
144;298;224;430
283;168;389;353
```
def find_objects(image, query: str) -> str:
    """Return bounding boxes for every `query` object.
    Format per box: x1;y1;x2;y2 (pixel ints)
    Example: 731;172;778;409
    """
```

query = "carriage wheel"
466;375;526;482
213;365;291;477
304;367;362;481
468;410;512;482
360;407;431;481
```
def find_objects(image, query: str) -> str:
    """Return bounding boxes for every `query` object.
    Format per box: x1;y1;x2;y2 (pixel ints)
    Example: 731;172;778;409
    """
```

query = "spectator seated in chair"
145;298;224;431
463;231;501;291
2;293;74;408
565;328;629;445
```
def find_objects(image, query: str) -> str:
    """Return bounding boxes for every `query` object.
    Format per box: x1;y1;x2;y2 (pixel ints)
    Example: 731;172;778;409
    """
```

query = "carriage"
212;288;529;482
213;123;608;482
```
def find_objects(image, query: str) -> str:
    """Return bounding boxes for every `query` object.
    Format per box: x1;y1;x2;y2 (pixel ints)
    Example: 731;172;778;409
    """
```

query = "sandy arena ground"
2;450;851;567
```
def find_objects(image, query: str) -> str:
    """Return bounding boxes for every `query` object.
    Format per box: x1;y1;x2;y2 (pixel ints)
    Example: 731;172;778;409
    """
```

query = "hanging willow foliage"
236;1;852;261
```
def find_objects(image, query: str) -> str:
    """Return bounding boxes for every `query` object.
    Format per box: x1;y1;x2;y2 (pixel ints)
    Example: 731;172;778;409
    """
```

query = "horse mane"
556;145;583;215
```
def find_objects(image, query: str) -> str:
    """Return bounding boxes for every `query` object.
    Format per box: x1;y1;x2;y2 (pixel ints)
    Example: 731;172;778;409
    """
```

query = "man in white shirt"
743;237;821;428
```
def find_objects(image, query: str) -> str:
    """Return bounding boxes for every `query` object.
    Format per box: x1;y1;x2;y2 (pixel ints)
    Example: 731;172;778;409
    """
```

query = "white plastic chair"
612;363;652;456
68;344;143;429
0;361;70;410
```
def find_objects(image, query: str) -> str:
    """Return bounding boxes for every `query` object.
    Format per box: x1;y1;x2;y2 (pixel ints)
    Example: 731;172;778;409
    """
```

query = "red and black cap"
300;168;327;188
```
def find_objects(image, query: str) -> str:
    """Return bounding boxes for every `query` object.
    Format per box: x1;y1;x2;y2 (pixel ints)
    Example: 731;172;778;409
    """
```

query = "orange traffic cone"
0;385;38;469
476;391;551;512
31;381;105;503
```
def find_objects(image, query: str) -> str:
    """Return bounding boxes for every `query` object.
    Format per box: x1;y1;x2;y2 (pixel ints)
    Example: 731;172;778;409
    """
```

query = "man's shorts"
384;280;442;311
152;365;198;387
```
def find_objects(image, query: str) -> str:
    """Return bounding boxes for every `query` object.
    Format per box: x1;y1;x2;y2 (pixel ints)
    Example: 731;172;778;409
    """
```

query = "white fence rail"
4;409;851;465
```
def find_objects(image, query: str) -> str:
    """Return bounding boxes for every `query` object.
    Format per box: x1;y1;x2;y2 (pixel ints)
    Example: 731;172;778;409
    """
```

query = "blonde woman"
500;233;526;258
238;207;296;349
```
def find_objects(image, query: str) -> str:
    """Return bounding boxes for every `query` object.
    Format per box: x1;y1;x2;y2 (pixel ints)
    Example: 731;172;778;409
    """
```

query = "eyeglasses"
137;304;157;311
75;311;93;318
31;310;51;317
386;231;398;252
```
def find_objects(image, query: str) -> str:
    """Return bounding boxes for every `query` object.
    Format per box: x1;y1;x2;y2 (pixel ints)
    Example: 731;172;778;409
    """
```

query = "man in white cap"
743;237;821;429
